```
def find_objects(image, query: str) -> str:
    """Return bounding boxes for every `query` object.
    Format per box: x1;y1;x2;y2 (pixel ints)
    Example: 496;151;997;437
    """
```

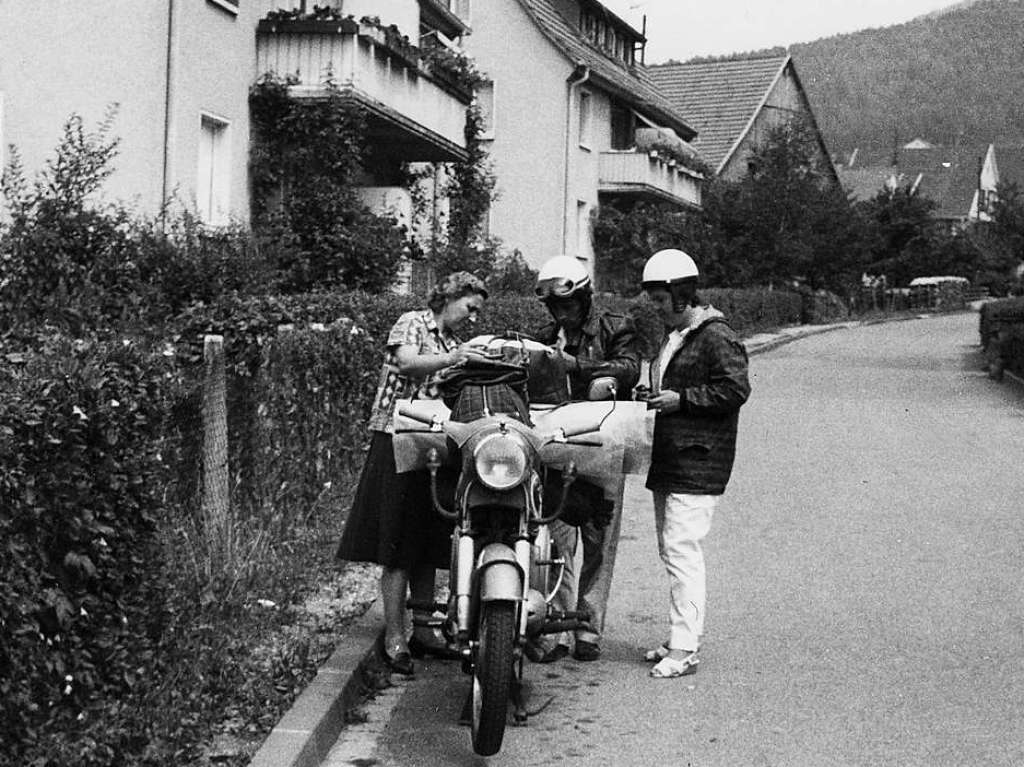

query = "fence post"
202;334;231;556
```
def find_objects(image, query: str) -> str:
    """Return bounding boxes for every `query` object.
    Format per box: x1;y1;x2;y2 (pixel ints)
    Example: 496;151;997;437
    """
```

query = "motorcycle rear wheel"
471;601;516;756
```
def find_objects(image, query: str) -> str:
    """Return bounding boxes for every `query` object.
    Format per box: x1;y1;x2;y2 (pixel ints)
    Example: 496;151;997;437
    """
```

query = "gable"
649;55;788;172
650;54;837;184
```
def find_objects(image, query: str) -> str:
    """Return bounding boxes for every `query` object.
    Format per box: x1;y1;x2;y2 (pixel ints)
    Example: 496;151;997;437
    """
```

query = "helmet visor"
535;277;583;300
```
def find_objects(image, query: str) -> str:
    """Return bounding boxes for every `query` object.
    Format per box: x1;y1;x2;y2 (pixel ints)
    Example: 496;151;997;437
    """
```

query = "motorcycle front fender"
476;543;524;603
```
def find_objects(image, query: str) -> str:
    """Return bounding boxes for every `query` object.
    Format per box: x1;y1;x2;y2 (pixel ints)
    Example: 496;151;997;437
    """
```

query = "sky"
601;0;963;63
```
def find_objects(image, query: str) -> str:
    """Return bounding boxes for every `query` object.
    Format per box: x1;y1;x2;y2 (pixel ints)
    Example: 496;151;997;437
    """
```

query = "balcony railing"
598;150;703;209
256;19;471;161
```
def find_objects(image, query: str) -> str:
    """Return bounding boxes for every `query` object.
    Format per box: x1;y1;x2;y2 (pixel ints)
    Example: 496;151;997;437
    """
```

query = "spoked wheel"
471;600;516;756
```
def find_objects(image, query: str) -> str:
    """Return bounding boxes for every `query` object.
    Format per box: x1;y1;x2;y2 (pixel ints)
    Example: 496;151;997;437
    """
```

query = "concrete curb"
743;321;859;356
247;314;915;767
248;600;383;767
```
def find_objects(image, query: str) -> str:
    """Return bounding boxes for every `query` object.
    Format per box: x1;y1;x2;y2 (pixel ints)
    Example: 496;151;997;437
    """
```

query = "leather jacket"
646;312;750;495
536;310;640;400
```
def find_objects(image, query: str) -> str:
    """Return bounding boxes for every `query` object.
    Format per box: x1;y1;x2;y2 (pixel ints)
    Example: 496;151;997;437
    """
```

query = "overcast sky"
601;0;962;63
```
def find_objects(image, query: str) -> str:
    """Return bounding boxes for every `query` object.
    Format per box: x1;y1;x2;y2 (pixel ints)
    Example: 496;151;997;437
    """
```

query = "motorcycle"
395;372;612;756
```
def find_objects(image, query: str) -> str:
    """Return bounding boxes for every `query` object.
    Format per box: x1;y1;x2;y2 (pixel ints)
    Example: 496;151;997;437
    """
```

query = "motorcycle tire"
471;601;516;756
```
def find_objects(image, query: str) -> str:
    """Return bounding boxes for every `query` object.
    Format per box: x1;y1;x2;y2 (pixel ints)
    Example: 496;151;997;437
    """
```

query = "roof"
515;0;696;140
648;55;790;173
840;143;989;220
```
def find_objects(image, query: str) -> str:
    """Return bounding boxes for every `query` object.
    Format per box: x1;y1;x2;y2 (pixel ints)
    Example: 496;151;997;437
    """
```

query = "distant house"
838;139;998;227
463;0;703;274
648;53;838;184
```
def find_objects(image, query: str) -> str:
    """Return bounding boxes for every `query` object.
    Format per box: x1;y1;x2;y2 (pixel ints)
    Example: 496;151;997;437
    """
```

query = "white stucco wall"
0;0;282;224
0;2;170;215
464;2;578;269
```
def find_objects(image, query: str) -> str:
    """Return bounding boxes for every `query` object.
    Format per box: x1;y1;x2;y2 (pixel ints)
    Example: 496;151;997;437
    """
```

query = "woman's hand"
646;389;681;414
447;343;489;367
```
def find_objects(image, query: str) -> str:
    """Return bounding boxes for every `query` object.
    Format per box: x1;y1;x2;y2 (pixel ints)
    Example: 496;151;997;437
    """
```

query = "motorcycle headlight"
474;434;529;490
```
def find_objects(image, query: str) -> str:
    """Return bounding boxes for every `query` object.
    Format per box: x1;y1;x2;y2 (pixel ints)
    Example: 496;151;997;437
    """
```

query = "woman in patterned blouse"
336;272;489;675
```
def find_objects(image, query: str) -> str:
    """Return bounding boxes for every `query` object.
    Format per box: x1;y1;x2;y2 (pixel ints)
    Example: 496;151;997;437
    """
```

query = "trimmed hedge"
0;335;178;766
979;297;1024;379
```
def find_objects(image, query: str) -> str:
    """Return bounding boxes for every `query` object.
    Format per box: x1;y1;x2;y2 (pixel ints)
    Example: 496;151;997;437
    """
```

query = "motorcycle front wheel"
471;600;516;756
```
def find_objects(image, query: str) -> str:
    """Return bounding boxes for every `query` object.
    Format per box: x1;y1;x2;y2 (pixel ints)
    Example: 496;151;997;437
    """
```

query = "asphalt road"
326;313;1024;767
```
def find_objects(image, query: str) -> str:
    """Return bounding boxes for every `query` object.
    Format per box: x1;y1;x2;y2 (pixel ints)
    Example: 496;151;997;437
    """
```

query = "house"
648;53;838;185
463;0;703;275
0;0;474;248
837;139;998;227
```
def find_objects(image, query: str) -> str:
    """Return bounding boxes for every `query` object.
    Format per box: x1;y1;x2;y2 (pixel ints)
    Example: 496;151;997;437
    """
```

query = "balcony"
256;18;471;162
598;150;703;209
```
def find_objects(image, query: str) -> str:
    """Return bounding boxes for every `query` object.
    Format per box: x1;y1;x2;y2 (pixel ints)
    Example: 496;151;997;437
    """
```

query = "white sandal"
649;651;699;678
643;643;671;662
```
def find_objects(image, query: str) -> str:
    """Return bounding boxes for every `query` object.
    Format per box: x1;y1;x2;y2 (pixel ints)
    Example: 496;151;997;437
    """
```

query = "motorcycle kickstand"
512;655;527;726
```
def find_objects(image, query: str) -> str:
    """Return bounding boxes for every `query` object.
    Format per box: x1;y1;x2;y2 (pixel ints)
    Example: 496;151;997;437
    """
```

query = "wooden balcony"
256;19;471;162
598;150;703;209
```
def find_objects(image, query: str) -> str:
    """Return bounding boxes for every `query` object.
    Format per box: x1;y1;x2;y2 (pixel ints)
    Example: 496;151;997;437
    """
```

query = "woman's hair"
427;271;489;313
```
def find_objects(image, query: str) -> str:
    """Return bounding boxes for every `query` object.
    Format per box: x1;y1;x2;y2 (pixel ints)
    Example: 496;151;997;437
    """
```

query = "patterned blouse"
366;310;460;433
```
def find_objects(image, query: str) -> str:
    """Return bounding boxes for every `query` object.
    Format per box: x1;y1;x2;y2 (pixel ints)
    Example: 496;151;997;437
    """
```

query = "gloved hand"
548;347;580;372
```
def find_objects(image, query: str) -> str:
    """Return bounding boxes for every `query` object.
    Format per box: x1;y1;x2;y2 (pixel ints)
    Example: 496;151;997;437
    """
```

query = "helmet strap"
670;281;697;313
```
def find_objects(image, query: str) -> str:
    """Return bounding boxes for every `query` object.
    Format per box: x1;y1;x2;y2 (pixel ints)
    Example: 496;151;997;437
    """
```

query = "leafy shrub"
249;76;409;293
0;334;178;766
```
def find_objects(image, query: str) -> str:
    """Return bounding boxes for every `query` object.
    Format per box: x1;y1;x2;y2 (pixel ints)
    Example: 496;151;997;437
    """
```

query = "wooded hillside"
790;0;1024;155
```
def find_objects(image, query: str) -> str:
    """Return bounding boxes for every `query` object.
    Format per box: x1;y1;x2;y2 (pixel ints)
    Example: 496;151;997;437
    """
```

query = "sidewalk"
245;318;864;767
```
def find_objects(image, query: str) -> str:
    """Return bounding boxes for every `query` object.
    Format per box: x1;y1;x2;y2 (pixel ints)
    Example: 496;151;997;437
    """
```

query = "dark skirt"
336;431;454;570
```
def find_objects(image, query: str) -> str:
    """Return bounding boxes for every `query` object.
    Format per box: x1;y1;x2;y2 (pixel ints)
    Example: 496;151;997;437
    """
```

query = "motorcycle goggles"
474;433;529;491
535;277;585;300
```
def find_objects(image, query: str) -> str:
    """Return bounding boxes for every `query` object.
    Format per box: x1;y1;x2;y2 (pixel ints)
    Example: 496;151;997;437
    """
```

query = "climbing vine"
248;75;408;293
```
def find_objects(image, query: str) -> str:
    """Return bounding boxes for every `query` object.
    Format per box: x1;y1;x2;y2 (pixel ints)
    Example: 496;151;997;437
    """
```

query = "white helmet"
641;249;699;290
535;255;592;300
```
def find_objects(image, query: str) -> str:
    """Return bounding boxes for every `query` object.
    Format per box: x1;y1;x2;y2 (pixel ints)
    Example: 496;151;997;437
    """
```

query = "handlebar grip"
565;439;603;447
397;405;434;425
560;423;601;439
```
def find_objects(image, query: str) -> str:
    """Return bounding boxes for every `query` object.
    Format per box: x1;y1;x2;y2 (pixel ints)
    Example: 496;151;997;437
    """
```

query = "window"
576;201;588;257
476;81;495;139
207;0;239;14
610;103;634;150
578;90;592;149
197;113;231;226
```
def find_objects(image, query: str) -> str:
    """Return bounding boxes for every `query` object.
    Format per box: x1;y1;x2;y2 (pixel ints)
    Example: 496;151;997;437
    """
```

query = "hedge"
979;297;1024;379
0;335;179;765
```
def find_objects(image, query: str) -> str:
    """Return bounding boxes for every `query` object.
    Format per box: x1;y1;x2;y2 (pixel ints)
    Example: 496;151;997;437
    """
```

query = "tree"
857;186;938;286
704;122;869;293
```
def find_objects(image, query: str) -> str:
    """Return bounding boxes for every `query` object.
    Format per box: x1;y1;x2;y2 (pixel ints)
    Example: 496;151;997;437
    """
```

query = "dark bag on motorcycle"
437;356;531;424
541;470;614;529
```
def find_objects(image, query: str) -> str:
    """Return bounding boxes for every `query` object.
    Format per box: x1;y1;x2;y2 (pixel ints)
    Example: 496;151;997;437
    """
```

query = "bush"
0;334;179;766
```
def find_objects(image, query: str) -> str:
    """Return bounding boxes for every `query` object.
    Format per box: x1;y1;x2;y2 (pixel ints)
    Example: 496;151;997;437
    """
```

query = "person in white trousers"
636;249;750;679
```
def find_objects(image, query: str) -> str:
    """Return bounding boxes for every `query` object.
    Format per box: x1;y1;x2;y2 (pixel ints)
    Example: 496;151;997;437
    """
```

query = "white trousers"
652;491;719;652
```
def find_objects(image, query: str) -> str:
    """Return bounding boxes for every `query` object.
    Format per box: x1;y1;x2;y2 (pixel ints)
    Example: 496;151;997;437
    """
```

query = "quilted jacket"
646;308;750;495
536;310;640;400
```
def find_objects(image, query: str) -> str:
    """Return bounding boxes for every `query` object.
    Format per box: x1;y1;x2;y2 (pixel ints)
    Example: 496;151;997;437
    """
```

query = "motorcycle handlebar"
564;438;603;447
398;405;438;426
559;422;603;439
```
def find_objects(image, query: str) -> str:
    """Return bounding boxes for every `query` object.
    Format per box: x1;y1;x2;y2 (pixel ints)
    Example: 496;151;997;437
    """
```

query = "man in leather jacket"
526;256;640;663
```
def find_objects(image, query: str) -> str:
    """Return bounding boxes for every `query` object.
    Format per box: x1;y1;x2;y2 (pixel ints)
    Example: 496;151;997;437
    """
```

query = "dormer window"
579;8;637;66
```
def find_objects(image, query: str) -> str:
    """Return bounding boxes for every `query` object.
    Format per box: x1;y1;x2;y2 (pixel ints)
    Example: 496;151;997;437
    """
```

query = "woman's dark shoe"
409;633;461;660
382;648;414;676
